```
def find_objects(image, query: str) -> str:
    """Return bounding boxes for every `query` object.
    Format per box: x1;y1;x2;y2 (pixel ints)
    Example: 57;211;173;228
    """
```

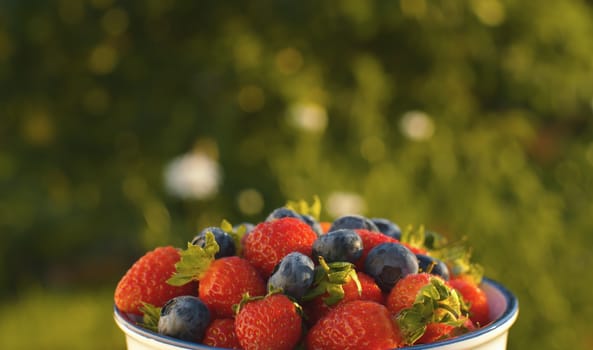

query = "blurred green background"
1;0;593;349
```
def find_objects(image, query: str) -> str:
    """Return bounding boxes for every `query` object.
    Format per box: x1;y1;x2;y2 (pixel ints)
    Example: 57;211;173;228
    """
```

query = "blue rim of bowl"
114;277;519;350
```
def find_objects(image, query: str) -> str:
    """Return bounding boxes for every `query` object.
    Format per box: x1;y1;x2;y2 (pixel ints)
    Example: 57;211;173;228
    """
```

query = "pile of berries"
114;198;490;350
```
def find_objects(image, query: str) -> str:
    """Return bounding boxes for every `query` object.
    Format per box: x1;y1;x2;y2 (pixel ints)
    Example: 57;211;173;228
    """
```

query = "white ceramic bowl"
114;278;519;350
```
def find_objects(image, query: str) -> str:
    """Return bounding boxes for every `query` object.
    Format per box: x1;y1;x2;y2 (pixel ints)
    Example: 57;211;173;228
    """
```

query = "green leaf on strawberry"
167;232;219;286
302;257;361;306
396;277;469;345
286;195;321;220
432;238;484;284
138;302;161;332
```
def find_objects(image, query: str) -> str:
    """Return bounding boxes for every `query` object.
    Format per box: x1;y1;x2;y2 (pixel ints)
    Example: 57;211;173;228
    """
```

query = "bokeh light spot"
237;189;264;216
88;44;118;74
360;136;386;162
22;111;55;146
275;48;304;75
400;110;435;141
237;85;265;113
326;192;367;218
471;0;506;26
400;0;426;18
101;8;129;36
287;102;328;133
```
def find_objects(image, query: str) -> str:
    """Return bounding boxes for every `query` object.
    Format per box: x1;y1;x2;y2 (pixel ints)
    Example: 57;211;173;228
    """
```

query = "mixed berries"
114;198;491;349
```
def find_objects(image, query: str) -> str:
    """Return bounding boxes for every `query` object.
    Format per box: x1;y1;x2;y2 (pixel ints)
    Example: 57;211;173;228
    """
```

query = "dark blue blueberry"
266;207;302;221
312;229;363;263
416;254;450;280
158;296;210;342
328;215;379;232
364;242;419;292
191;227;235;259
300;214;323;236
267;252;315;300
371;218;402;240
266;207;322;236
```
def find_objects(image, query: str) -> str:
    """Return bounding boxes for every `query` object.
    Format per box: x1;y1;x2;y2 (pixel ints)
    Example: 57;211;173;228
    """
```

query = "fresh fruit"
353;228;399;270
198;256;266;318
371;217;402;240
416;319;474;345
387;273;470;346
448;277;490;326
267;251;315;300
234;293;303;350
364;242;419;292
114;246;197;315
191;226;236;259
267;207;323;236
157;295;210;342
328;214;379;232
202;318;241;349
416;253;450;280
306;300;403;350
311;229;363;263
304;271;383;325
243;217;318;276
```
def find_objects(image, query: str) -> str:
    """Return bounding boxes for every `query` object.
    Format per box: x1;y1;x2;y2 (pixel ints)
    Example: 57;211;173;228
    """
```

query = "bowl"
114;278;519;350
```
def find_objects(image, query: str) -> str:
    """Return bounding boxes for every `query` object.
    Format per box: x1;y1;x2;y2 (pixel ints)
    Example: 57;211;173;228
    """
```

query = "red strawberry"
386;272;436;315
353;229;398;270
167;233;266;319
243;217;318;276
306;300;403;350
114;246;197;315
416;318;475;344
234;293;303;350
319;221;332;234
304;271;384;325
202;318;242;349
448;277;490;326
199;256;266;318
387;273;470;346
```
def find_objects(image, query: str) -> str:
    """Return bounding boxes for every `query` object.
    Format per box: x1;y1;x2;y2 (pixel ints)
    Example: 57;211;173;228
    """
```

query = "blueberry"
266;207;322;236
371;218;401;240
267;252;315;300
191;227;235;258
416;254;450;280
312;229;363;263
328;214;379;232
158;296;210;342
364;242;419;292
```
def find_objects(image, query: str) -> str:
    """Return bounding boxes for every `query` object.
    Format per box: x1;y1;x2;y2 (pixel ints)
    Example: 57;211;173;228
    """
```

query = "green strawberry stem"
396;277;468;345
302;257;361;306
138;302;161;332
286;195;321;220
400;224;426;250
167;231;219;286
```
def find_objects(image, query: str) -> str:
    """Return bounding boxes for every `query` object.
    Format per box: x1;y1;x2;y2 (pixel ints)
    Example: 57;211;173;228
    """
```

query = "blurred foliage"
1;0;593;349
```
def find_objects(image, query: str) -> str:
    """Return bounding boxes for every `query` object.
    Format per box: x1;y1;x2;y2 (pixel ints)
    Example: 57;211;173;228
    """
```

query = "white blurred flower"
287;102;328;133
164;152;221;200
326;191;367;218
400;110;435;141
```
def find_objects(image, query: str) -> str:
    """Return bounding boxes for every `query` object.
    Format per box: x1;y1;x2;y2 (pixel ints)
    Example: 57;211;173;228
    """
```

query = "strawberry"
415;318;474;345
319;221;332;234
202;318;242;349
114;246;197;315
243;217;318;276
199;256;266;318
304;269;383;325
306;300;403;350
386;273;470;346
168;233;266;319
234;293;303;350
448;277;490;326
353;229;398;270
